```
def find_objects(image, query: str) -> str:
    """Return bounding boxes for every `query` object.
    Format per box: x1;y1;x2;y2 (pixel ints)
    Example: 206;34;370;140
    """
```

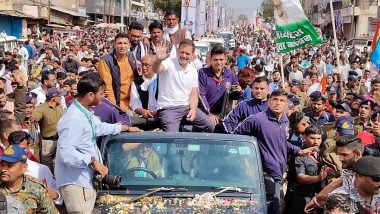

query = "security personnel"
222;76;269;133
289;79;308;110
325;85;339;113
320;116;355;182
285;125;327;214
305;91;335;127
338;71;367;99
22;93;41;161
234;89;318;214
288;111;310;148
354;100;375;133
0;145;58;213
326;102;351;139
31;87;65;172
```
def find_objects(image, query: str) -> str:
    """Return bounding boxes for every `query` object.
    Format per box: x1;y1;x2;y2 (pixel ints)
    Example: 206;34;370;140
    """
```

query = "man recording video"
54;73;140;213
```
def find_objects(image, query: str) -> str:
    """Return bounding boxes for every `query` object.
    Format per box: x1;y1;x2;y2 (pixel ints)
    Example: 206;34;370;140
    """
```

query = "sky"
224;0;263;19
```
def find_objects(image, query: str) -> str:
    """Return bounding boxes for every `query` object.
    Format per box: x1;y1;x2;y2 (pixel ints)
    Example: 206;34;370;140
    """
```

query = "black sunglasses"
371;176;380;182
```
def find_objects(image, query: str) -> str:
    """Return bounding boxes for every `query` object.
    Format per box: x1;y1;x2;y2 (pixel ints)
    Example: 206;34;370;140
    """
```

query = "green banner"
275;19;323;54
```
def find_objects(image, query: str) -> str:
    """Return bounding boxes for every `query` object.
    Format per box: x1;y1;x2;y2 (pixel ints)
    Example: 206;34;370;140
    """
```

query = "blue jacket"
198;66;239;115
222;98;268;133
234;109;300;182
101;51;139;106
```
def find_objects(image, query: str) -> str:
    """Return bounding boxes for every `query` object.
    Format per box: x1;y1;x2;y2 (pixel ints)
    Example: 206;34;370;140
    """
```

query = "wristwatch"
89;156;96;166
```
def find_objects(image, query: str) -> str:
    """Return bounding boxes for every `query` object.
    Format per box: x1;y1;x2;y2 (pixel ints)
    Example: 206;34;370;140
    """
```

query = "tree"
260;0;274;20
154;0;182;18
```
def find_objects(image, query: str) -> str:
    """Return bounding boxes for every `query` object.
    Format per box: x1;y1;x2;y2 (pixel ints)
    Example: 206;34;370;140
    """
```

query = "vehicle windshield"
103;138;260;192
196;46;208;56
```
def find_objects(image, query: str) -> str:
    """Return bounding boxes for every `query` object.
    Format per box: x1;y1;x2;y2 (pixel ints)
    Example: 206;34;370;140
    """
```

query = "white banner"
180;0;197;36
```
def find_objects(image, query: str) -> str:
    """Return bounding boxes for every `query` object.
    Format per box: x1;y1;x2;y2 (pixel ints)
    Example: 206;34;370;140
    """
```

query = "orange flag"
320;74;327;94
372;20;380;52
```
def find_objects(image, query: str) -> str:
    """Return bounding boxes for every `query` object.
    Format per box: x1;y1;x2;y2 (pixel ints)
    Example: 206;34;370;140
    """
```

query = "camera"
93;174;122;189
230;85;240;92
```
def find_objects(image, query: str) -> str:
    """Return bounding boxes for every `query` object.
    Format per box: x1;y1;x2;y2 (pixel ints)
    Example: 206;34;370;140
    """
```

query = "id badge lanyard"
74;100;101;161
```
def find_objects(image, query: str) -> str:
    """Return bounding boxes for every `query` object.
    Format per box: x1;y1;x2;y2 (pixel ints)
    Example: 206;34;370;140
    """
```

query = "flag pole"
330;0;341;74
280;53;285;89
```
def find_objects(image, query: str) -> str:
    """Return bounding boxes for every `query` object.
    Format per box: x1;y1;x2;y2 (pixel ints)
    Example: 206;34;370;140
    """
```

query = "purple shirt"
234;109;300;182
92;98;131;126
198;66;239;115
222;98;268;133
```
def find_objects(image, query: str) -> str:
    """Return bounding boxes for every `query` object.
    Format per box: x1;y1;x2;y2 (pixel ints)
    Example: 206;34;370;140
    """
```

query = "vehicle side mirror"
264;174;275;200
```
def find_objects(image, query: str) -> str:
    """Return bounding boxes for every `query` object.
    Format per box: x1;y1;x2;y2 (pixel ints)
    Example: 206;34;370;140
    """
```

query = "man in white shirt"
130;54;158;118
152;39;214;132
31;70;66;108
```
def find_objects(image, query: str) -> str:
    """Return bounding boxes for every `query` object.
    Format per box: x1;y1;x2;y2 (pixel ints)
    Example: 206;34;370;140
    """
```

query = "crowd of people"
0;9;380;214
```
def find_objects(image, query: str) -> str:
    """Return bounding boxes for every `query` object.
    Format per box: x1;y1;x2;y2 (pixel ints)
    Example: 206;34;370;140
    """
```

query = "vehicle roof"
107;132;257;143
200;37;225;43
194;41;211;47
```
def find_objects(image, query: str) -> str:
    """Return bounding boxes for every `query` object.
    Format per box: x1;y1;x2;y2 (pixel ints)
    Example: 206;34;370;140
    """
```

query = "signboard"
181;0;196;35
78;7;86;17
23;5;38;18
368;17;380;37
0;0;12;10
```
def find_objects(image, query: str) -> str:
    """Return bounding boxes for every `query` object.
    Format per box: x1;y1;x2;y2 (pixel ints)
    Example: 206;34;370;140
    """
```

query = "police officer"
326;102;351;139
289;79;308;110
338;71;367;99
355;100;375;133
31;87;65;172
22;93;41;161
320;116;355;182
0;145;58;213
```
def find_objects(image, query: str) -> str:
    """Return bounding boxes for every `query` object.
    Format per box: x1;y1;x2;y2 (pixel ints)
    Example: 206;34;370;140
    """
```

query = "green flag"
274;0;323;54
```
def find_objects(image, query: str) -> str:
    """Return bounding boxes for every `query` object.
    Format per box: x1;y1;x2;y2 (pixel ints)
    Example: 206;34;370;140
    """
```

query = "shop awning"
45;23;69;29
50;6;88;17
130;0;145;7
0;10;30;18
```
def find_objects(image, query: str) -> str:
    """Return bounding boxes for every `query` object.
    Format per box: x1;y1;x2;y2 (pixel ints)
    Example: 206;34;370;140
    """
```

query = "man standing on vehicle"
55;73;140;213
98;33;139;111
163;11;192;47
128;22;146;62
234;89;318;214
153;39;214;132
198;45;240;127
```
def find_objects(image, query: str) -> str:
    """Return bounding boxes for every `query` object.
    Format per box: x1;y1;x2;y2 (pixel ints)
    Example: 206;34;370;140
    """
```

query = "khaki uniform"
24;121;41;161
320;139;342;182
31;103;63;139
32;103;63;172
297;91;309;111
339;83;367;98
354;117;369;135
0;175;59;214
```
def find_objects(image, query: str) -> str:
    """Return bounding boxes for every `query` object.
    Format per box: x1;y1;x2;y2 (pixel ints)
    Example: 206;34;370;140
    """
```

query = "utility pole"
350;0;357;39
103;0;106;22
121;0;124;32
108;0;112;23
48;0;51;24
